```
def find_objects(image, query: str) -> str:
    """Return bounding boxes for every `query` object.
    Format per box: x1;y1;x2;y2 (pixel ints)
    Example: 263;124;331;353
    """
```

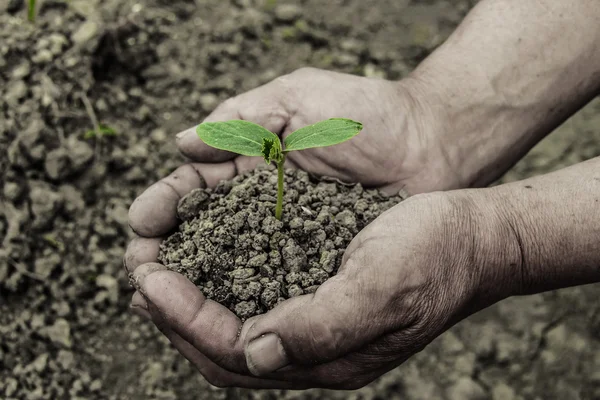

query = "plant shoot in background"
197;118;363;220
28;0;36;22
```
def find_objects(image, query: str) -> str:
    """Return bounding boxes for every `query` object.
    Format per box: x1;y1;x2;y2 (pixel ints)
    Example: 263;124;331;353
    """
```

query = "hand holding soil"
124;0;600;392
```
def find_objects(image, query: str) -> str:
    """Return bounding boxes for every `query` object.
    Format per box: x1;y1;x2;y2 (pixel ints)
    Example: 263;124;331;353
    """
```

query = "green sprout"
83;124;117;140
196;118;363;220
28;0;36;22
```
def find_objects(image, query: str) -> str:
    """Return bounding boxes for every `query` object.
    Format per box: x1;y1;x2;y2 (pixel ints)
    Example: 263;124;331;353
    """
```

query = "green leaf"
196;120;280;157
284;118;363;152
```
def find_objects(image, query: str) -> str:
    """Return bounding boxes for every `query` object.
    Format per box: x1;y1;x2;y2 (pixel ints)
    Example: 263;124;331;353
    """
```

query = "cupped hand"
126;187;515;389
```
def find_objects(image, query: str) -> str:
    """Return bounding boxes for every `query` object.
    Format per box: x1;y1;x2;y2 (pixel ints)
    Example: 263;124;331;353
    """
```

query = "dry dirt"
1;0;599;399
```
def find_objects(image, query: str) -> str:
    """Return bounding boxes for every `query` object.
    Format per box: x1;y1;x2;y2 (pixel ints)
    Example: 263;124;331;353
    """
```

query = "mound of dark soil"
158;166;405;319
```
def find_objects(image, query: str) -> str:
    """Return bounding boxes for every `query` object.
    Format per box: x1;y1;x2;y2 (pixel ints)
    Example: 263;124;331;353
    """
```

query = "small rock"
230;268;256;280
492;383;516;400
334;53;360;67
43;318;72;348
446;377;487;400
3;181;23;201
178;189;210;220
334;210;356;228
34;253;61;279
45;147;70;180
545;324;567;348
440;331;465;355
6;80;27;105
235;300;257;320
29;353;49;373
71;20;99;47
282;240;307;272
11;61;31;79
29;182;63;230
303;220;321;232
47;33;68;56
248;254;268;268
66;136;94;172
289;217;303;229
319;250;338;273
288;284;304;297
57;350;75;370
96;274;119;304
274;4;302;22
19;118;45;149
32;49;54;64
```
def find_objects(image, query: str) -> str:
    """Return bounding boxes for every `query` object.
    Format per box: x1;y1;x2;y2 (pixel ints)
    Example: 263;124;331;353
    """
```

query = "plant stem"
275;155;285;220
28;0;36;22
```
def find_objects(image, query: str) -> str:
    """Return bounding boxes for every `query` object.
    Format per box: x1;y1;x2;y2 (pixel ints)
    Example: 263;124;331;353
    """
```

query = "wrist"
444;189;524;310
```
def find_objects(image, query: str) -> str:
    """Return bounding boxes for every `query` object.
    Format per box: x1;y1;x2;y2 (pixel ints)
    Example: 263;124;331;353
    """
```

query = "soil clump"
159;166;405;319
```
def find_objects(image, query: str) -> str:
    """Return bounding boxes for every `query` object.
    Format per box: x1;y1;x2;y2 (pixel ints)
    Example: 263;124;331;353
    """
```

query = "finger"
160;328;301;389
241;248;408;377
124;237;162;274
177;78;292;162
128;162;235;237
259;327;426;389
132;263;249;375
128;292;297;389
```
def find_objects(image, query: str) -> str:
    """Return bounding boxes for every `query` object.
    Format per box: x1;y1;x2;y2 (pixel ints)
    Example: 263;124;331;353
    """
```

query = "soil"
158;167;405;320
1;0;599;399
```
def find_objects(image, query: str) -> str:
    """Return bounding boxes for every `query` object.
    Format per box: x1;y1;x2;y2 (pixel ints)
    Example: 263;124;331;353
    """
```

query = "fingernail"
131;291;148;310
245;333;290;376
130;304;152;320
131;263;167;294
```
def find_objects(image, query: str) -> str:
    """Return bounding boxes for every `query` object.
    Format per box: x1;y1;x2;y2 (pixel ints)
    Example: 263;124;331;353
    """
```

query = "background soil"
0;0;599;399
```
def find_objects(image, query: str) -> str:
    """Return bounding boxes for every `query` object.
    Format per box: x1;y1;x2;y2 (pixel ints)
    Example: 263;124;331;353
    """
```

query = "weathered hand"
126;190;516;389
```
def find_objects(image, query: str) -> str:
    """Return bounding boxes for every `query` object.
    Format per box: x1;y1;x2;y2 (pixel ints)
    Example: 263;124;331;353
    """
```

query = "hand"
126;189;518;389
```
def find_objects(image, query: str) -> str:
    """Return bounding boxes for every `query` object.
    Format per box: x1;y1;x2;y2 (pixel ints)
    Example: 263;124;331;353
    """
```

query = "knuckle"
303;313;345;360
215;96;240;115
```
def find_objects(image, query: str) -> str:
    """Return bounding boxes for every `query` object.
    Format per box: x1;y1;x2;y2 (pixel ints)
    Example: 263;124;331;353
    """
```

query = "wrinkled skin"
125;68;500;389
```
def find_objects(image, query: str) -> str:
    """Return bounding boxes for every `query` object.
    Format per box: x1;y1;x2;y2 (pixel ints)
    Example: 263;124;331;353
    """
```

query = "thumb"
241;264;396;377
177;77;293;162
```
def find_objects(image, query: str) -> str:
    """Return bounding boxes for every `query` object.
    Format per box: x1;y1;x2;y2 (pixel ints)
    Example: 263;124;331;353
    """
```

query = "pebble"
11;61;31;79
29;182;63;230
95;275;119;304
446;377;487;400
492;383;516;400
71;20;100;47
282;240;307;272
45;148;71;180
42;318;72;348
274;4;303;22
6;80;27;105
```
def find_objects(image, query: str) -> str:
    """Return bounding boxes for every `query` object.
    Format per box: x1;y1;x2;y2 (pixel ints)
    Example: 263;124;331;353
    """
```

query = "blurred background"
1;0;599;399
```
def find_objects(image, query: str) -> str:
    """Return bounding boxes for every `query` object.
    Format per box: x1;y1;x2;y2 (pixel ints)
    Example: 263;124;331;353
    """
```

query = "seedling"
197;118;363;220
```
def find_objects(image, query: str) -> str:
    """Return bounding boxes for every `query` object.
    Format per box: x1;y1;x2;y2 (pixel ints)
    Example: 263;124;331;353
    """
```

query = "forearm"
476;157;600;299
410;0;600;188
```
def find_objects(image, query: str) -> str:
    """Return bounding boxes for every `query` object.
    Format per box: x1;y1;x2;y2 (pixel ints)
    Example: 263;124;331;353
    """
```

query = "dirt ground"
1;0;599;399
